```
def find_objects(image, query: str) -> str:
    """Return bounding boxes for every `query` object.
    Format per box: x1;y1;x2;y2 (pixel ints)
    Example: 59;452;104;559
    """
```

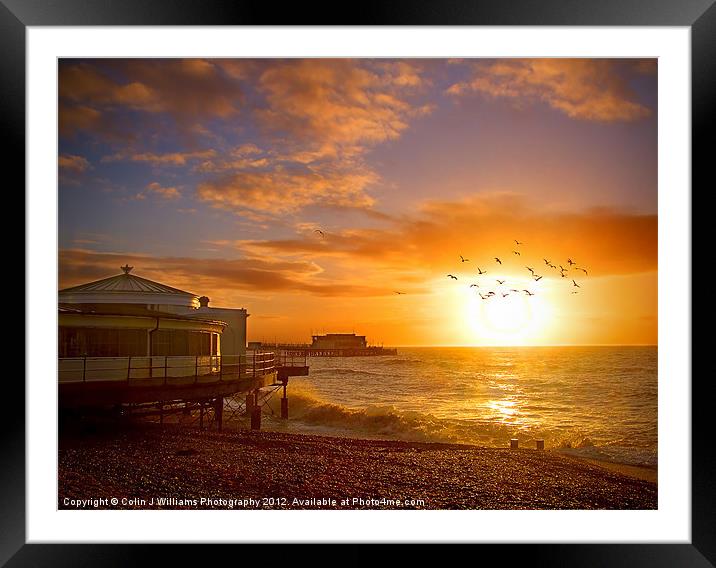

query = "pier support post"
215;397;223;431
245;393;254;415
199;405;204;429
536;439;544;450
510;438;519;449
250;405;262;430
281;383;288;419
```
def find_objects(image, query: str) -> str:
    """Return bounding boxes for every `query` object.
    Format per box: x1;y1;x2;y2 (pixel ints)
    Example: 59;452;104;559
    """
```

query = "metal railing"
58;351;281;384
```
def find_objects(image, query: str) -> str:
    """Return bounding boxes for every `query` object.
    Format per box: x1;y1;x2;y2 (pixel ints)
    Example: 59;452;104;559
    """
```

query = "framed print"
10;0;711;563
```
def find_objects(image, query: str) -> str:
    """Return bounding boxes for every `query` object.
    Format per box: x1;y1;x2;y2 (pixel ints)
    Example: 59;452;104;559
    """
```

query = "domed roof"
59;265;200;308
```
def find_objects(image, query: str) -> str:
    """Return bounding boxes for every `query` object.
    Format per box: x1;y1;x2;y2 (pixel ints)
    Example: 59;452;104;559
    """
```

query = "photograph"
57;57;658;511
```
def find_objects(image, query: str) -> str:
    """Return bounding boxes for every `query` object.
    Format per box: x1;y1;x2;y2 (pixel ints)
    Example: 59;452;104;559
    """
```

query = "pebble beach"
59;423;657;510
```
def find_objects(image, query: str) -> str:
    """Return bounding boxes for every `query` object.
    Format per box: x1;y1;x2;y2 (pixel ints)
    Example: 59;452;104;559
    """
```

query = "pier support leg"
200;405;204;430
245;393;254;415
281;384;288;420
215;397;223;431
250;404;262;430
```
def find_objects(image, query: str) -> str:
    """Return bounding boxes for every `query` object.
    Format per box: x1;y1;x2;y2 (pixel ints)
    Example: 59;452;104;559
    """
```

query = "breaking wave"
262;382;657;467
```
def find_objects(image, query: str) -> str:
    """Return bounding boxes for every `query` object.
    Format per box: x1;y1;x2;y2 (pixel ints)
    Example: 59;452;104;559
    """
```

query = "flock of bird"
313;229;588;299
439;239;588;300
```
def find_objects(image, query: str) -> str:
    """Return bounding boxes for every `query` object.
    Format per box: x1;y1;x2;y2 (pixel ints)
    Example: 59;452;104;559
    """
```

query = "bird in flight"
543;258;551;265
567;258;576;266
510;288;521;293
571;291;579;294
514;239;525;245
496;279;506;285
523;290;535;296
460;255;470;263
533;275;543;281
502;292;510;298
477;267;487;275
512;250;521;256
495;257;502;264
469;283;480;288
548;262;557;269
572;279;580;288
314;229;325;238
479;293;488;300
394;291;406;295
526;266;535;275
575;267;588;276
487;291;496;296
447;274;458;280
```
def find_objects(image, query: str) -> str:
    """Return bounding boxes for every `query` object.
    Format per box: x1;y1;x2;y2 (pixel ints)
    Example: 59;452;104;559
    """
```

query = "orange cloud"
196;165;378;215
238;193;657;283
58;59;244;137
256;59;430;160
145;182;181;200
102;149;217;166
58;249;390;299
447;59;653;122
59;154;90;173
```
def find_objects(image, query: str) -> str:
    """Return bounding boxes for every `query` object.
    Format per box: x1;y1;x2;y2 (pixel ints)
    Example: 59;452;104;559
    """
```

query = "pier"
59;350;309;429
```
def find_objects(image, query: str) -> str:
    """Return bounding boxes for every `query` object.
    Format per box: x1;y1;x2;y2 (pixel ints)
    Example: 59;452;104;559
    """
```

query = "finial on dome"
121;264;134;274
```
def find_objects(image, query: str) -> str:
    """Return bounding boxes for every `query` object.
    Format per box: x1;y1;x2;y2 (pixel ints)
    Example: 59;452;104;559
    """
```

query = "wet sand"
58;424;657;510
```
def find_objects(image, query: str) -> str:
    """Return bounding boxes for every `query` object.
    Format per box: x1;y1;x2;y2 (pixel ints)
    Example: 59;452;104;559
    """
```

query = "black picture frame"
9;0;711;563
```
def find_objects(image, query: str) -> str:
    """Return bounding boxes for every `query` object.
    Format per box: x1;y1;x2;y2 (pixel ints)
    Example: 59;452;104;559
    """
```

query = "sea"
259;346;657;468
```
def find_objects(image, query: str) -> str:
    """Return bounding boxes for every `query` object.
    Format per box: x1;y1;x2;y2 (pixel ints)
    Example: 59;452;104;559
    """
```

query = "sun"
459;277;552;345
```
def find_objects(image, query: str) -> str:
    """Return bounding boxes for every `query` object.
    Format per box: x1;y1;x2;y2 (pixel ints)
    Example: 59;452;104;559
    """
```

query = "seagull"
567;258;576;266
496;279;505;285
477;267;487;275
460;255;470;263
494;257;502;264
502;292;510;298
571;291;579;294
514;239;525;245
572;279;580;288
533;275;543;281
523;290;535;296
512;250;521;256
469;283;480;288
394;291;406;295
447;274;458;280
526;266;535;275
487;291;495;296
479;293;488;300
510;288;521;293
543;258;551;265
575;267;588;276
314;229;325;238
548;262;557;269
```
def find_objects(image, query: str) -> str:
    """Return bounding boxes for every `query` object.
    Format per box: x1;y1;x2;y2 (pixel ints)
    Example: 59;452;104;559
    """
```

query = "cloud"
58;249;390;298
102;149;217;166
59;59;434;217
196;164;377;215
59;154;90;173
144;182;181;200
58;59;244;137
447;59;653;122
256;59;429;158
238;193;657;280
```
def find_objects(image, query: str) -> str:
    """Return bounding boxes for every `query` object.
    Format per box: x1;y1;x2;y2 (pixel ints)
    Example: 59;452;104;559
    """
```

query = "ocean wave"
262;384;657;467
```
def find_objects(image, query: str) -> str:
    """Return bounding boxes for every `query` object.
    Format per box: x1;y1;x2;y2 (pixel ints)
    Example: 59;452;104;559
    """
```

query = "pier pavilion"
58;265;308;427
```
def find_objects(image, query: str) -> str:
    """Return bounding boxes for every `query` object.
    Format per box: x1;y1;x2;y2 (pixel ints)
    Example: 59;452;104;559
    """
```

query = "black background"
7;0;713;563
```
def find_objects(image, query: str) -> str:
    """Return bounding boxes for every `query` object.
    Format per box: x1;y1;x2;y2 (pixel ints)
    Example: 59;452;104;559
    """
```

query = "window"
59;327;148;357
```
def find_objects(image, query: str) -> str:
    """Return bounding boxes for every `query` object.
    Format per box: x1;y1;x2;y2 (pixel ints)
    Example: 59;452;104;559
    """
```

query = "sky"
58;58;657;346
